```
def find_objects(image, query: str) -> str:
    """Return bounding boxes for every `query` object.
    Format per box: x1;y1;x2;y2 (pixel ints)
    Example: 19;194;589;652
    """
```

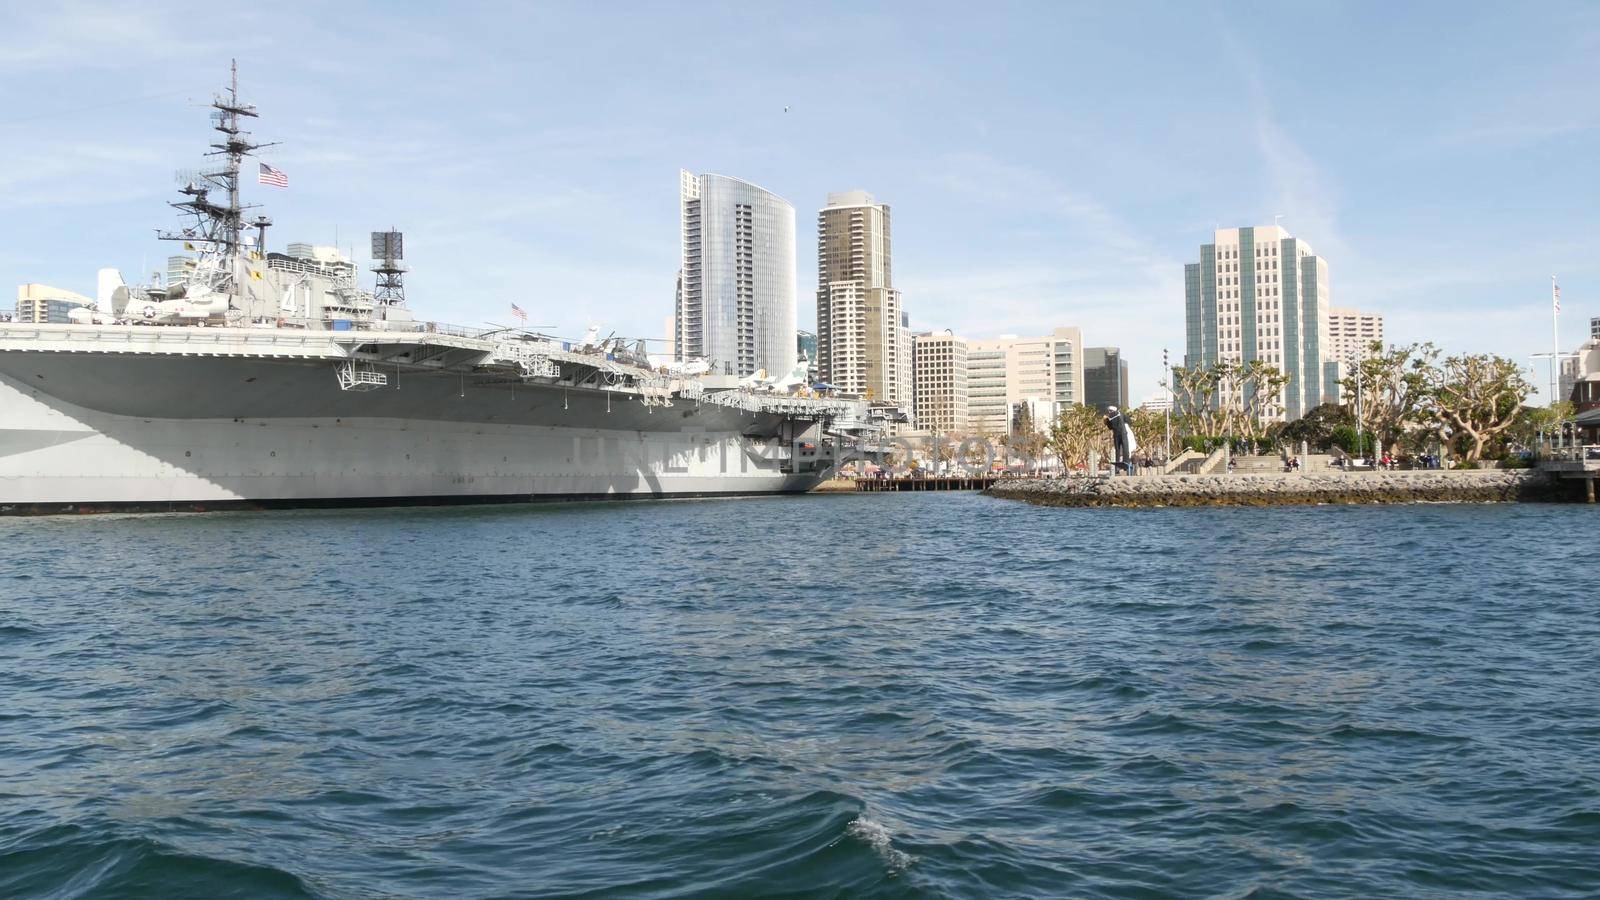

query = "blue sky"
2;1;1596;402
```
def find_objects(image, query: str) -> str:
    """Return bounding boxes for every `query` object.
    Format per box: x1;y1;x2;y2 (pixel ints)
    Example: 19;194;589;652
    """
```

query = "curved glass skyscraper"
675;170;797;377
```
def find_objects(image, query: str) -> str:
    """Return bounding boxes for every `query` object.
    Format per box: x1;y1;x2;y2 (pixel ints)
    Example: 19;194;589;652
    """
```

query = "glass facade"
1052;340;1076;404
1184;262;1202;369
1301;257;1324;407
966;349;1009;435
676;172;796;377
1083;346;1129;412
1200;244;1217;365
1281;238;1302;419
1239;227;1257;362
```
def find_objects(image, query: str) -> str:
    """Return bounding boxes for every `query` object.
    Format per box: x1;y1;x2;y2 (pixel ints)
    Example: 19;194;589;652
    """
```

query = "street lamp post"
1354;364;1365;464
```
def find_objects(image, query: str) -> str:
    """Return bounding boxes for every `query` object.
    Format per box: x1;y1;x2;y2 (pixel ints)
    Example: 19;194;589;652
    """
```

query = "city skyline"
2;3;1596;403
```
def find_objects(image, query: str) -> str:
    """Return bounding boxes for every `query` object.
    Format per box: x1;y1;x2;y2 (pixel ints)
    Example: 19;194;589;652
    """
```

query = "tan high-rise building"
913;331;968;435
966;327;1085;435
1326;307;1384;366
816;191;909;408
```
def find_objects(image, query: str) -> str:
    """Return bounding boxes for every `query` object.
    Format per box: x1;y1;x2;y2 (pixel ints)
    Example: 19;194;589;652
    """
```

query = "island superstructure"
0;67;870;514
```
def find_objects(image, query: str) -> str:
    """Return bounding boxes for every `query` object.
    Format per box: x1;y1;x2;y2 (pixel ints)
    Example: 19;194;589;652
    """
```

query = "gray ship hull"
0;329;836;514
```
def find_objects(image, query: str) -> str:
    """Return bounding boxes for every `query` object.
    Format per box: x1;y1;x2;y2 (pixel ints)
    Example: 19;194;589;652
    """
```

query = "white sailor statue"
1104;406;1138;475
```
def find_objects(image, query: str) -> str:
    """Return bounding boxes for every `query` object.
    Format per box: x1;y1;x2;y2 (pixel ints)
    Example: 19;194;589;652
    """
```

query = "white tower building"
675;170;797;377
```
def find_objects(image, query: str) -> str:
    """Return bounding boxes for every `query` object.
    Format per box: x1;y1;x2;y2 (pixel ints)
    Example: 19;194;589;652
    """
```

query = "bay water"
2;494;1597;897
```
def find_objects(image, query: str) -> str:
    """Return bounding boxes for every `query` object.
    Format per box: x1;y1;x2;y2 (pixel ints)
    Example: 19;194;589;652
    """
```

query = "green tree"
1004;405;1047;472
1273;402;1355;451
1426;353;1533;462
1126;407;1167;462
1172;359;1290;443
1172;364;1223;438
1328;424;1359;454
1047;404;1108;472
1341;341;1436;455
1505;401;1575;451
1232;359;1291;439
1011;402;1035;439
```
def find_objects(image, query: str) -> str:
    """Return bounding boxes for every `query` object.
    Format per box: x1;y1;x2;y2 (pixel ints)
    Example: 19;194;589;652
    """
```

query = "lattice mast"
371;230;407;306
156;60;276;306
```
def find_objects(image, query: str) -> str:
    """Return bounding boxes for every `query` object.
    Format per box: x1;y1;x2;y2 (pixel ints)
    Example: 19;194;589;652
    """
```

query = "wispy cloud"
0;141;174;210
1418;12;1600;154
1253;118;1352;264
1217;21;1354;266
0;1;217;69
898;153;1185;398
922;152;1160;261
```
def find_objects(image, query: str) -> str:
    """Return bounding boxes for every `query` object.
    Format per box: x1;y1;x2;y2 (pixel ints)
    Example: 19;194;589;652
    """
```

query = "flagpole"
1551;274;1560;406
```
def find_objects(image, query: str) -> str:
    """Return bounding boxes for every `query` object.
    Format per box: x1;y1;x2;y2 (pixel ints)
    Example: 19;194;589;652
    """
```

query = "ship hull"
0;350;829;515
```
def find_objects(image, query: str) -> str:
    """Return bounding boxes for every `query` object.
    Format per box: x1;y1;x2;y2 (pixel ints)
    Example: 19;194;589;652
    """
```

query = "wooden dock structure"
853;475;1001;492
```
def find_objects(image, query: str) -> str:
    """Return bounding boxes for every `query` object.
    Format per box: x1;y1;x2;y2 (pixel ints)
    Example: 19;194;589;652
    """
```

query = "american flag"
258;162;288;188
510;302;527;321
1554;278;1561;313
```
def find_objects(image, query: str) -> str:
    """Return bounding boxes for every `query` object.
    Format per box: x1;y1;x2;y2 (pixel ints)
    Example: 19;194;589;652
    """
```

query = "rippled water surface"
3;494;1598;898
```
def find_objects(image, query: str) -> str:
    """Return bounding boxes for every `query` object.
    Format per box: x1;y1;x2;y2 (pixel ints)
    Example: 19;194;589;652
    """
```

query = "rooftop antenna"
371;229;407;306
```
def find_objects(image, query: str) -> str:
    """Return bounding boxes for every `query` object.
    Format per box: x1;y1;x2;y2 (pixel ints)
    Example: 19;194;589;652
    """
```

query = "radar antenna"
371;229;407;307
155;59;278;307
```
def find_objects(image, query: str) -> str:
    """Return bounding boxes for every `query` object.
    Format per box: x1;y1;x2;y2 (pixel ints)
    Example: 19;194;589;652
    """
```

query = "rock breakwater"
987;469;1560;508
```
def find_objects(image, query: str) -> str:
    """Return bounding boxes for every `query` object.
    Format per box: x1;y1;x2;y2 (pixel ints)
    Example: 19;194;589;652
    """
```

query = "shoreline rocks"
986;469;1563;508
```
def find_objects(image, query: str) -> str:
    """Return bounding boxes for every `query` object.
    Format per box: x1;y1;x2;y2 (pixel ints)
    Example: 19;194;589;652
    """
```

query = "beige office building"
966;327;1085;435
15;284;93;323
1327;307;1384;366
912;331;968;435
816;191;910;409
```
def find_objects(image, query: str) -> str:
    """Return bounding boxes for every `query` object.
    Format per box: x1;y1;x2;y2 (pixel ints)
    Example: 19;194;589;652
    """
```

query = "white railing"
697;389;863;418
638;377;676;407
336;361;388;391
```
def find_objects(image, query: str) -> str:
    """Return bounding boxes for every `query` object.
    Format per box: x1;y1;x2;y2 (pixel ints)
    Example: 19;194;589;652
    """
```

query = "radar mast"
371;230;407;307
157;60;277;308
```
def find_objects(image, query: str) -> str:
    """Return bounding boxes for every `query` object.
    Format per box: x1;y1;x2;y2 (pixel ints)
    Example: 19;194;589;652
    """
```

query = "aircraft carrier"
0;68;872;514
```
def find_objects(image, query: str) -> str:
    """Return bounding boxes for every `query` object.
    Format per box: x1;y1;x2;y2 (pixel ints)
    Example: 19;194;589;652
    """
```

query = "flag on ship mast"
258;163;288;188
